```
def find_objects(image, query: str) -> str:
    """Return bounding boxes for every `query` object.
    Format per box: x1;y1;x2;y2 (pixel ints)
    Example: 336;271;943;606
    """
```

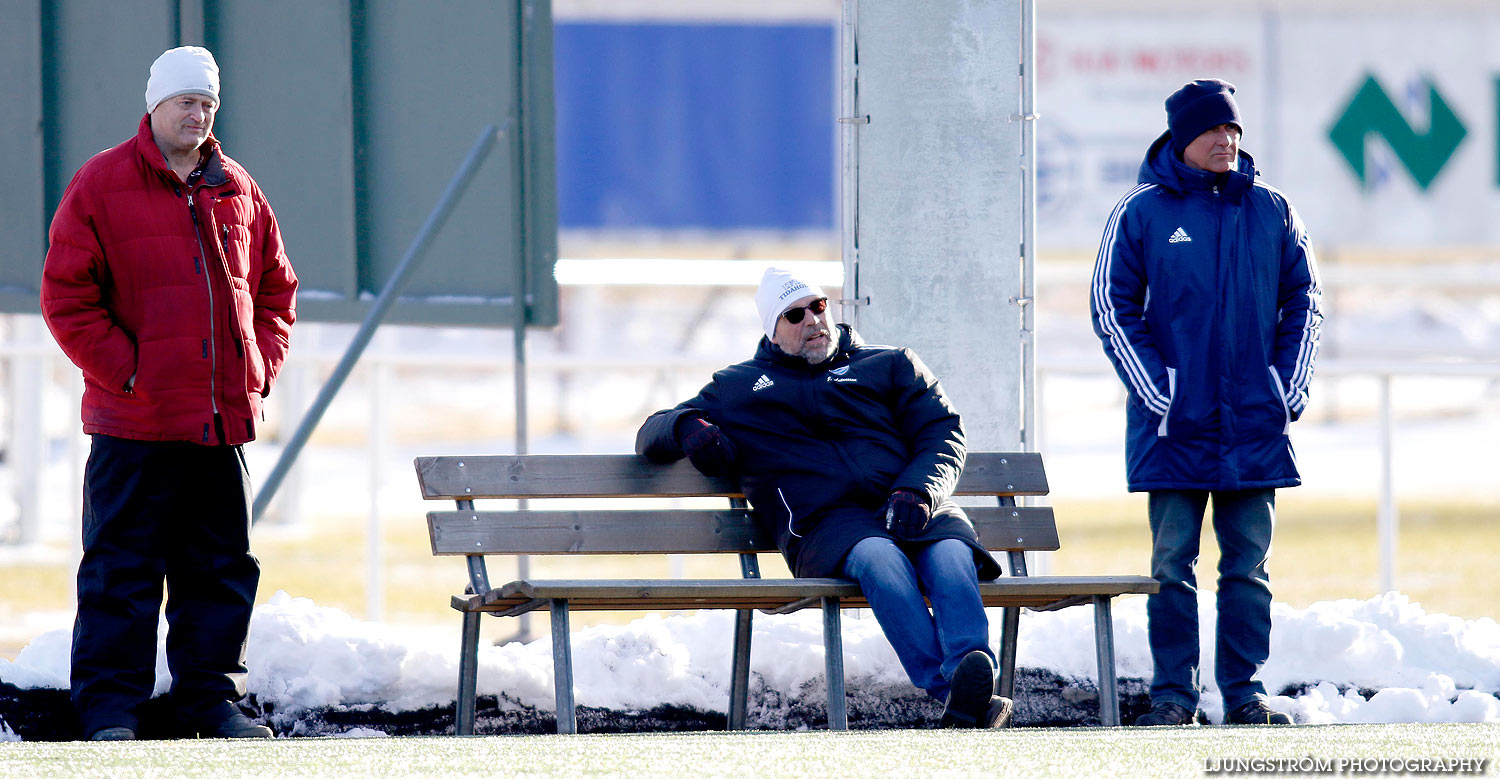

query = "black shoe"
89;726;136;741
939;650;997;728
1133;701;1197;726
205;710;273;739
982;695;1014;728
1225;699;1293;725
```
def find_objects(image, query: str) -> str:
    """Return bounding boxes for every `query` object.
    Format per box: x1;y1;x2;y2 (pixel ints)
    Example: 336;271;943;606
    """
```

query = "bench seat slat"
416;452;1047;500
428;506;1060;555
451;575;1158;615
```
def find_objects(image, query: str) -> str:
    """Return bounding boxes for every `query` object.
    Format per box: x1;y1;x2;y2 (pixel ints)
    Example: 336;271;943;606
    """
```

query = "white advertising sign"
1039;3;1499;251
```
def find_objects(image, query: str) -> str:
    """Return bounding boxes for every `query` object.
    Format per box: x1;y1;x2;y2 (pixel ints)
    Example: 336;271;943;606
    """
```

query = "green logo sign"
1327;74;1466;190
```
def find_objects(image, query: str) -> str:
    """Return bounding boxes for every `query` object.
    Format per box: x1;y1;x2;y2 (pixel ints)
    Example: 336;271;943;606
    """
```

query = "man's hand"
676;416;737;477
884;489;931;539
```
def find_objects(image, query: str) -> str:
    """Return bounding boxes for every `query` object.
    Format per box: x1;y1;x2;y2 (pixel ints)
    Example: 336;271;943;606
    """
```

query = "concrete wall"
850;0;1023;451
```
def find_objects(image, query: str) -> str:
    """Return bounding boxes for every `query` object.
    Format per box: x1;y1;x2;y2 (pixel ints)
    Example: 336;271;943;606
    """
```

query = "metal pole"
512;178;534;642
8;316;44;545
1019;0;1038;454
513;1;541;643
1377;374;1397;593
838;0;861;330
251;123;504;521
366;359;389;621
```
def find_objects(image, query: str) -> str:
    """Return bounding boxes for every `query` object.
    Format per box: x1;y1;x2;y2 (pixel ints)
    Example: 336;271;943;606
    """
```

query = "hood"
1138;129;1256;201
754;323;862;369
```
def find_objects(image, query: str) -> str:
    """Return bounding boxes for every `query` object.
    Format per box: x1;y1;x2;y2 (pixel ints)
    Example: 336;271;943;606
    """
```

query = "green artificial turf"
2;723;1496;778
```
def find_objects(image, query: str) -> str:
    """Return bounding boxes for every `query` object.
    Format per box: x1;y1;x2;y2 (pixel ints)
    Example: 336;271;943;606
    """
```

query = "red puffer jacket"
41;114;297;446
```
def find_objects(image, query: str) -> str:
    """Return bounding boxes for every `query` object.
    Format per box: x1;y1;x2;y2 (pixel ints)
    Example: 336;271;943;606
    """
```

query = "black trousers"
70;434;259;736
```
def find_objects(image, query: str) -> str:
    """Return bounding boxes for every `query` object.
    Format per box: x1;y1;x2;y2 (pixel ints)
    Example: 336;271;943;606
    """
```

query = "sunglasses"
781;297;829;325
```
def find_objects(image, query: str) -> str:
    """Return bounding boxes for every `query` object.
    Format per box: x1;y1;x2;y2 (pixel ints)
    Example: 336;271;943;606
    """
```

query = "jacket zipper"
187;191;220;420
778;488;801;538
223;224;244;360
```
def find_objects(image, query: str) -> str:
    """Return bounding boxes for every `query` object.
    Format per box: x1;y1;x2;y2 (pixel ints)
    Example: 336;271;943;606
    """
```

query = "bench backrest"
417;452;1057;557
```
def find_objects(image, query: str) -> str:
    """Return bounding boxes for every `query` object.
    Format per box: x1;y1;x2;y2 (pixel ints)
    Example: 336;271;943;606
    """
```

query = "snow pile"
2;590;1496;728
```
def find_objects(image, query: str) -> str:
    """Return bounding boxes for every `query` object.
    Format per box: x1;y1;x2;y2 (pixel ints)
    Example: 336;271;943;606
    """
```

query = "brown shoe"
1225;700;1293;725
983;695;1014;728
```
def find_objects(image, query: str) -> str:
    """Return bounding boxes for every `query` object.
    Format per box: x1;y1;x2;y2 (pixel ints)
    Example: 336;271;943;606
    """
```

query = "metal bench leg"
822;596;847;730
1092;595;1120;727
997;606;1020;700
455;609;481;735
728;609;753;730
551;599;577;734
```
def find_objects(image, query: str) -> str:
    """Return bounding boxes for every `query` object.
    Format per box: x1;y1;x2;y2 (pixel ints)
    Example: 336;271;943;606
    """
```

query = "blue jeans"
1146;489;1275;713
842;537;992;702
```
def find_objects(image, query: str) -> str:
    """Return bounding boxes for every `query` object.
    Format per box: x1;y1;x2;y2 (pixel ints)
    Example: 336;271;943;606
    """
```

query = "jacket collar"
133;113;228;188
1139;129;1255;202
755;323;860;371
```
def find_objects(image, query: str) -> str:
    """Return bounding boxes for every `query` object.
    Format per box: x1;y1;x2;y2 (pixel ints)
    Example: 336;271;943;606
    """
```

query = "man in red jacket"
40;46;297;741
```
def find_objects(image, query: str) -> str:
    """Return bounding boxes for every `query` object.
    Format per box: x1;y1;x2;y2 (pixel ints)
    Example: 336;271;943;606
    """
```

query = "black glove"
676;416;737;477
884;489;931;539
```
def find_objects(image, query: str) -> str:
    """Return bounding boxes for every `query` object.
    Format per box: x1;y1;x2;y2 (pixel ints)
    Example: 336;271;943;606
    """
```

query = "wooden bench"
414;452;1157;734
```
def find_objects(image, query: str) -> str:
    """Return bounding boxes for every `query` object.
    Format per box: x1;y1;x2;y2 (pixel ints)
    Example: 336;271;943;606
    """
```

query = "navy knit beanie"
1165;78;1242;159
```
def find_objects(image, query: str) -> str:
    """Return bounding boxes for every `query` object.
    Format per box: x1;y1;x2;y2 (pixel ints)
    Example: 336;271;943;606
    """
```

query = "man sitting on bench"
636;267;1012;728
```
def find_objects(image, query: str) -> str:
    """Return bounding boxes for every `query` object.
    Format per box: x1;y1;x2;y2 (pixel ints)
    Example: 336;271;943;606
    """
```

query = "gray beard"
771;337;838;365
802;338;838;365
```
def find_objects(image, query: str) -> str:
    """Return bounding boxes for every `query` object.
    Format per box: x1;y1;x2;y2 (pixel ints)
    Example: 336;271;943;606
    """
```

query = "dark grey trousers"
71;433;259;737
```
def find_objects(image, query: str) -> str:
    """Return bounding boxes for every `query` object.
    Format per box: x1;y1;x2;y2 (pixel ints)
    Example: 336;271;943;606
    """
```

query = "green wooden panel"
0;0;44;305
48;1;175;200
5;0;557;326
209;0;357;300
353;0;557;327
2;1;180;308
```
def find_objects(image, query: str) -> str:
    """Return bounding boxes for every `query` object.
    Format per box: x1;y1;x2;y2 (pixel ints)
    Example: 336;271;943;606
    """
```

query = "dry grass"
3;495;1496;661
1047;493;1500;620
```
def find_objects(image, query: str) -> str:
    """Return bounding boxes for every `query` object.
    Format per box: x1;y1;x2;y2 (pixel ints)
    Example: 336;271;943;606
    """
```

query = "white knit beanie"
754;267;826;339
145;46;220;114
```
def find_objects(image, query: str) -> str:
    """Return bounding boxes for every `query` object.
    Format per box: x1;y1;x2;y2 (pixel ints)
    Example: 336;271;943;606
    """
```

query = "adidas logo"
752;374;774;392
1168;227;1192;244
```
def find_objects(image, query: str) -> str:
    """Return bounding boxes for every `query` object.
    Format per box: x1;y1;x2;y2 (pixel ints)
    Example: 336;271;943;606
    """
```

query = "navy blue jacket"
1091;132;1323;492
636;325;1001;580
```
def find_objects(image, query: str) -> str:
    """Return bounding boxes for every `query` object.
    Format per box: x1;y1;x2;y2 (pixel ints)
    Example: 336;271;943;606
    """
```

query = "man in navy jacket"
638;267;1011;727
1091;79;1322;726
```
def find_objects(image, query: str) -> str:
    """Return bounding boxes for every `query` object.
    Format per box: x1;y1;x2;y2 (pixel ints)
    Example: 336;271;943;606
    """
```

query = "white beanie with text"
145;46;220;114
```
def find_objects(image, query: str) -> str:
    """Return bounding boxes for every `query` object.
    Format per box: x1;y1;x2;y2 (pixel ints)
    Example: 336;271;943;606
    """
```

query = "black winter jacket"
636;325;1001;580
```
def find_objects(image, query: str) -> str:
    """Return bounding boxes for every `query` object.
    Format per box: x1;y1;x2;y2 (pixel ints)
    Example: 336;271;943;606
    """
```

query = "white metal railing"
5;318;1498;611
1036;357;1500;595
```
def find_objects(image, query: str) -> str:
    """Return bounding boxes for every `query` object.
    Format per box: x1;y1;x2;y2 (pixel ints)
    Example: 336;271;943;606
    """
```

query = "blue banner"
555;22;836;232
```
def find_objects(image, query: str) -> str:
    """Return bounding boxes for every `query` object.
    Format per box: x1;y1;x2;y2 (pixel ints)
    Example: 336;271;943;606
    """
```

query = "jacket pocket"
221;223;252;278
246;339;267;396
1267;366;1291;434
1157;366;1177;437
